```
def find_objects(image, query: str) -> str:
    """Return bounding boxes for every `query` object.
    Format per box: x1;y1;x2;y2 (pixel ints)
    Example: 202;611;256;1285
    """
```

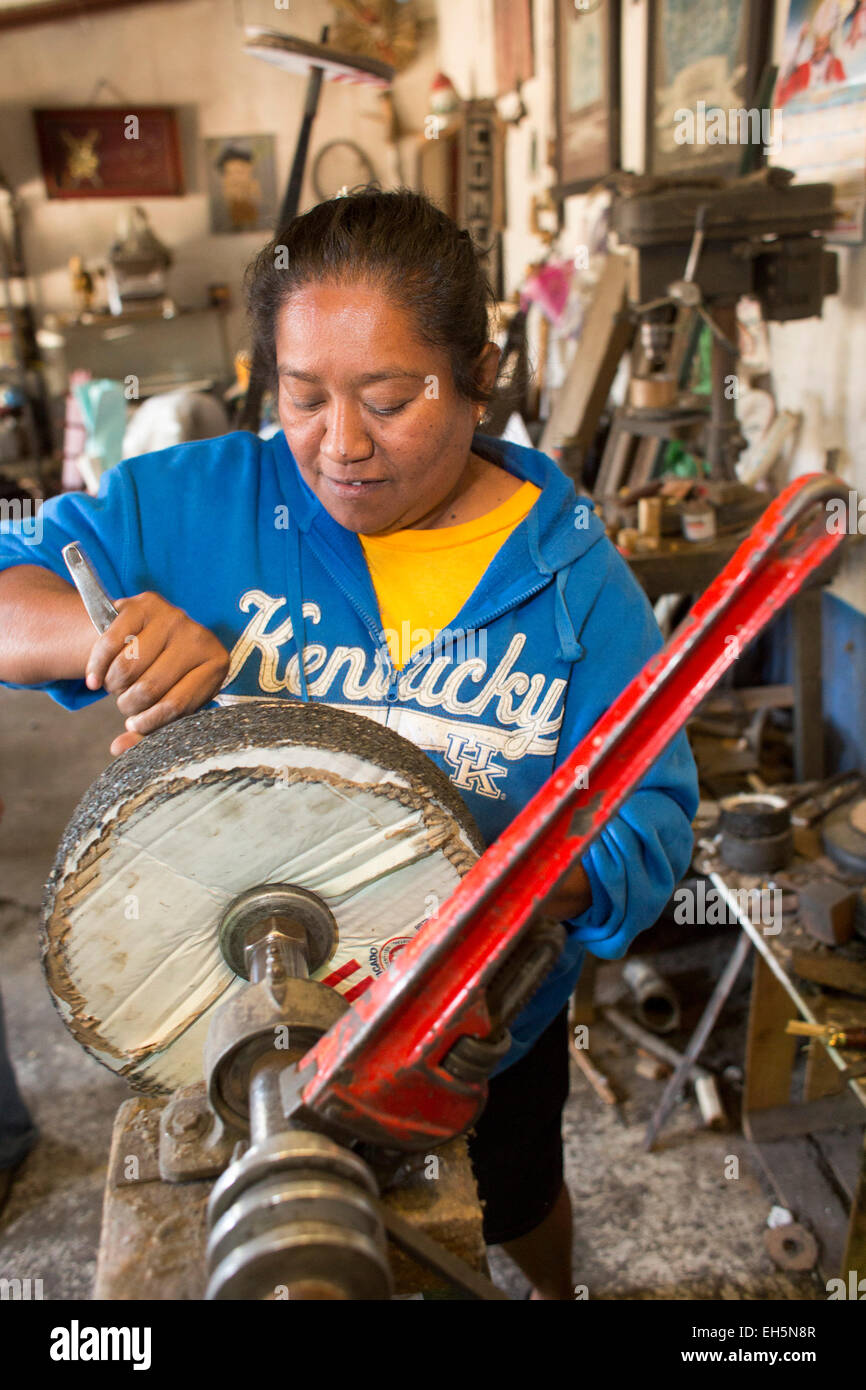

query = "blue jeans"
0;986;37;1170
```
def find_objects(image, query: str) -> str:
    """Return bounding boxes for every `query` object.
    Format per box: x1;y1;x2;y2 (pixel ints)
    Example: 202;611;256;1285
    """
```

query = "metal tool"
61;541;119;634
786;1021;866;1051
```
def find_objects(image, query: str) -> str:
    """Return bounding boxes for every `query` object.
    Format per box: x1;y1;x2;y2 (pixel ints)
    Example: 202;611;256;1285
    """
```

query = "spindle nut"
218;884;338;979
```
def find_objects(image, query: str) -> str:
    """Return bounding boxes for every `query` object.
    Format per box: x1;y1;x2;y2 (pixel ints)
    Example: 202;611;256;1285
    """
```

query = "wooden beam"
540;252;631;460
743;953;799;1126
844;1129;866;1275
792;950;866;1000
745;1094;864;1141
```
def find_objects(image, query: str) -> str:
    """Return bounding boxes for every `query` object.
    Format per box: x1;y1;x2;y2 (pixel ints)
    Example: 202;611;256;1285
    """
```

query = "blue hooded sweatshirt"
0;428;698;1071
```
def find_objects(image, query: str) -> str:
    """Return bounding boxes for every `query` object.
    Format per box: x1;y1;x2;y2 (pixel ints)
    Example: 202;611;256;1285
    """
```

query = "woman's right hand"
85;592;230;756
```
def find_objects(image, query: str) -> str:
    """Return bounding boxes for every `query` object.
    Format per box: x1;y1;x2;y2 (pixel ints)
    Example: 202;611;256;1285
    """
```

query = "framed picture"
493;0;535;96
552;0;621;201
34;107;183;199
645;0;772;177
769;0;866;243
205;135;278;235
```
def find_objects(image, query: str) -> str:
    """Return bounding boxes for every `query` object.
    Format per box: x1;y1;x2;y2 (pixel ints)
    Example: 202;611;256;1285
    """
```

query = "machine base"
94;1098;487;1300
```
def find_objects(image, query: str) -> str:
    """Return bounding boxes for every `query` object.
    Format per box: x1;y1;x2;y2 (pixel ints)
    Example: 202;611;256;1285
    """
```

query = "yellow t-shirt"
359;481;541;669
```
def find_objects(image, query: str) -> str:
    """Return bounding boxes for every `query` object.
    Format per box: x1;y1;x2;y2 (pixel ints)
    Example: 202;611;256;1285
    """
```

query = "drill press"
609;169;838;483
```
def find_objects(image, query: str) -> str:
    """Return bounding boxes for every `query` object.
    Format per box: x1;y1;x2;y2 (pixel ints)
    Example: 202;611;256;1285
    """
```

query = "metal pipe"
598;1007;710;1079
622;958;681;1034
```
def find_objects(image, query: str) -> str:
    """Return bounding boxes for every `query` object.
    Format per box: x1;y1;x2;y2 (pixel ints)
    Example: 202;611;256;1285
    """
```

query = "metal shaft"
205;885;392;1300
247;916;310;988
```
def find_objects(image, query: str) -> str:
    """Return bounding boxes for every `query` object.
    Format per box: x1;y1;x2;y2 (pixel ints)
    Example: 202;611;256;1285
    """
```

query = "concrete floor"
0;686;824;1301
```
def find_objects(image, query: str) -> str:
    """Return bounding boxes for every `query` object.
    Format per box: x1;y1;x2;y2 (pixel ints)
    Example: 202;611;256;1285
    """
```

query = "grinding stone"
42;702;485;1094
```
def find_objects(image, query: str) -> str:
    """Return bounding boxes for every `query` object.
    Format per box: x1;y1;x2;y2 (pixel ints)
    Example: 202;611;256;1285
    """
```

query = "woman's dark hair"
245;186;498;404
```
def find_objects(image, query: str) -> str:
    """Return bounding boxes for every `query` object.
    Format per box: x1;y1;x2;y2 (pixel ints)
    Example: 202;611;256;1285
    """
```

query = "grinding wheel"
42;702;485;1095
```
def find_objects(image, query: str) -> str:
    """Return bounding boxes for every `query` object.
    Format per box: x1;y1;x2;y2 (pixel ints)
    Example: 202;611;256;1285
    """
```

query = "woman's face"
274;280;498;535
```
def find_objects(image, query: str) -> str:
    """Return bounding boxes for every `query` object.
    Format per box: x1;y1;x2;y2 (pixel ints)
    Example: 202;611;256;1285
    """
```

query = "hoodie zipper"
307;546;400;697
309;546;553;703
396;575;553;686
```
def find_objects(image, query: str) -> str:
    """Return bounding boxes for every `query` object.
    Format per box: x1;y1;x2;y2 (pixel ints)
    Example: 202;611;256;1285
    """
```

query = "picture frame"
34;107;183;199
552;0;621;202
493;0;535;96
645;0;773;178
205;134;278;235
769;0;866;244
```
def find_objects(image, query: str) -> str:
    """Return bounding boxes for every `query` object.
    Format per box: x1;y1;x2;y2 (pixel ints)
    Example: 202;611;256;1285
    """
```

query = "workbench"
626;532;842;783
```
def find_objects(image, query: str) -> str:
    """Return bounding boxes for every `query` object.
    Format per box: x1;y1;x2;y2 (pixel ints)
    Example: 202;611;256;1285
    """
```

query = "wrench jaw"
278;916;568;1151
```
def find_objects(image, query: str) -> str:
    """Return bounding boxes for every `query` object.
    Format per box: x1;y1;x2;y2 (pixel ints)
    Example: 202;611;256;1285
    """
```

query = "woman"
0;189;698;1299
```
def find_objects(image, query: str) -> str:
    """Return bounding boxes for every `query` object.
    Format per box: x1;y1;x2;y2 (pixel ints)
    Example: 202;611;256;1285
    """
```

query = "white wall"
0;0;438;352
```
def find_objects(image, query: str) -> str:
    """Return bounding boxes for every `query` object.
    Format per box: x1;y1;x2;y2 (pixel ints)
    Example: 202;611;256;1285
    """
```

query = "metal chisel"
61;541;120;635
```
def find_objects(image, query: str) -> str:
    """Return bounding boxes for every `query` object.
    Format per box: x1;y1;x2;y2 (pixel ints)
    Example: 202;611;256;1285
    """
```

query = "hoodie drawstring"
554;563;584;663
288;515;310;702
528;506;584;664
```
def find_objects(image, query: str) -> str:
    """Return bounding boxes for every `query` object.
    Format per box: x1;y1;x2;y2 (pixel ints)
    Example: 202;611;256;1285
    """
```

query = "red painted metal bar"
284;473;847;1149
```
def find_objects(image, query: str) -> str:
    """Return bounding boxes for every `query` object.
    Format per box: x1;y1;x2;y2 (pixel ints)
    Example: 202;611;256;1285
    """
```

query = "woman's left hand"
541;861;592;922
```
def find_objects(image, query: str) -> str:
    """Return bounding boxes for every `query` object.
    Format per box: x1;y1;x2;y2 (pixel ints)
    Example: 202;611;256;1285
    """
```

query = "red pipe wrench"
282;473;847;1149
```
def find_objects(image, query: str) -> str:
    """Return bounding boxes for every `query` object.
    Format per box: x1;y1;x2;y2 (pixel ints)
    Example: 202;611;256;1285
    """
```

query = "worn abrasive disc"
42;702;484;1095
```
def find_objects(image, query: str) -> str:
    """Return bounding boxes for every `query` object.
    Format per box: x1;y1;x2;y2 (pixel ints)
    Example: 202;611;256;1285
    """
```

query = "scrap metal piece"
821;796;866;876
622;957;681;1034
642;930;752;1150
763;1221;819;1272
719;827;794;874
378;1203;508;1301
798;878;857;947
719;795;794;872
